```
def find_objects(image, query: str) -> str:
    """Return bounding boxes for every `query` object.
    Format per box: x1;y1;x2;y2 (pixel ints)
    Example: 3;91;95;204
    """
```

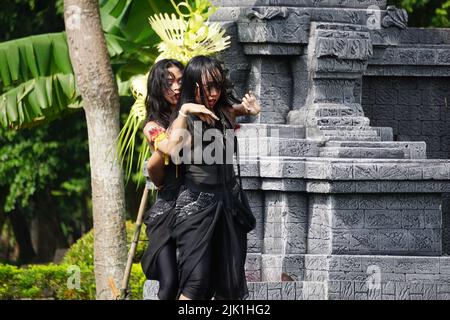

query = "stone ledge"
247;281;326;300
238;158;450;190
213;0;387;8
369;46;450;66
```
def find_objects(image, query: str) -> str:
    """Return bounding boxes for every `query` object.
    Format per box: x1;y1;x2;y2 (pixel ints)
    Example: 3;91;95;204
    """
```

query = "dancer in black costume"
140;59;184;300
154;55;261;300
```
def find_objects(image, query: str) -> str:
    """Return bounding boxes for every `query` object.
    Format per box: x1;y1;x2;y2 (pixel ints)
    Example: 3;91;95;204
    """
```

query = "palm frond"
0;73;81;129
116;0;231;184
0;33;72;89
116;75;148;183
149;1;230;65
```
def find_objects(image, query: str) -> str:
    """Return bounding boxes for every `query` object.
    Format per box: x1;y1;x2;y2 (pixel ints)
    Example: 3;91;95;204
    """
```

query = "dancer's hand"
242;91;261;116
143;121;164;151
180;103;219;126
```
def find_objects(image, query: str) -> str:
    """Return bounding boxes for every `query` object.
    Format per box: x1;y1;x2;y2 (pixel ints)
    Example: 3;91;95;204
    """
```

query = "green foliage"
63;220;148;267
433;1;450;27
0;1;64;42
389;0;450;27
0;0;182;130
0;220;149;299
0;263;91;299
0;126;59;212
61;228;94;267
0;111;89;215
0;262;146;299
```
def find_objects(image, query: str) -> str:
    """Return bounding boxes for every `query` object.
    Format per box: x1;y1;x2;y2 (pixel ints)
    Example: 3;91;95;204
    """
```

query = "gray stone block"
340;256;363;272
377;230;411;253
364;210;402;229
439;258;450;275
267;283;282;300
361;256;395;274
414;257;440;274
253;282;268;300
382;282;396;295
347;229;379;253
282;282;296;300
406;273;441;283
332;209;364;229
402;210;426;228
340;281;355;300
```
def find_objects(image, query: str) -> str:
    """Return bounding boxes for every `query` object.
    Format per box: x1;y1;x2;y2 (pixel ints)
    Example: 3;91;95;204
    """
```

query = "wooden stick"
120;187;149;299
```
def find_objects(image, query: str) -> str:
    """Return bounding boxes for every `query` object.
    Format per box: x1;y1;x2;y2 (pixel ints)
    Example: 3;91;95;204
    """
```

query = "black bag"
233;134;256;233
218;109;256;233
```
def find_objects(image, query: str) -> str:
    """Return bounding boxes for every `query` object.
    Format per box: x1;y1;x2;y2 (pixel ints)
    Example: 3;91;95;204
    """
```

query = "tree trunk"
9;209;35;264
63;0;127;299
30;190;69;263
0;212;5;241
0;211;6;261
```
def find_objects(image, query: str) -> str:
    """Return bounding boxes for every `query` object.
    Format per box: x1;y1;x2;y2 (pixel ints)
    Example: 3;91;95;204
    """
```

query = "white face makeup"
163;66;183;108
195;70;222;109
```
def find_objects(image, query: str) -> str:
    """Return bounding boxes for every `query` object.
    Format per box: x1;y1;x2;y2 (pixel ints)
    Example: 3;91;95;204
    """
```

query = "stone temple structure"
144;0;450;300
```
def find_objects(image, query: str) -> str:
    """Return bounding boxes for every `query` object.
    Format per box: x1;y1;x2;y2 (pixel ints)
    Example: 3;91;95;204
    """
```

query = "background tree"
389;0;450;27
0;0;90;265
0;0;179;264
0;113;90;264
63;0;127;300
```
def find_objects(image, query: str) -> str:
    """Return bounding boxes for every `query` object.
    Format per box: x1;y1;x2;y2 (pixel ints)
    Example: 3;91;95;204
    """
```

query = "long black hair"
145;59;184;128
176;56;239;117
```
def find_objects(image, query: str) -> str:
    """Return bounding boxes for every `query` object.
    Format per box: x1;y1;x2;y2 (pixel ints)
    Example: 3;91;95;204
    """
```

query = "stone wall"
362;77;450;159
362;77;450;255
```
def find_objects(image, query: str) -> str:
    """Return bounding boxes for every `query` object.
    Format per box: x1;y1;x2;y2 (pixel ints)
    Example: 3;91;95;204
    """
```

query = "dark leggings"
180;246;213;300
155;241;178;300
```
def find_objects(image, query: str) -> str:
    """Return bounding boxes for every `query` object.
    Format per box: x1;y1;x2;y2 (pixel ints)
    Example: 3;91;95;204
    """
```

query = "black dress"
172;108;256;300
140;159;184;299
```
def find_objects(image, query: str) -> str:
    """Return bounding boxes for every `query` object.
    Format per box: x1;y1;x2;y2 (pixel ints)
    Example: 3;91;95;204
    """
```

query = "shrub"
0;220;149;300
0;263;146;300
63;220;148;266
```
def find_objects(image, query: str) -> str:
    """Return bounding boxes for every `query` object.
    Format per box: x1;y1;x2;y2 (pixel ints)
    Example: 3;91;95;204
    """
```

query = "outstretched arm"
143;103;219;158
232;91;261;117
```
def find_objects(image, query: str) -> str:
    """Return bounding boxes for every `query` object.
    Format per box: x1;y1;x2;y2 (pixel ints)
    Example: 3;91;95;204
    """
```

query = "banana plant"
0;33;80;129
0;0;178;130
117;0;231;183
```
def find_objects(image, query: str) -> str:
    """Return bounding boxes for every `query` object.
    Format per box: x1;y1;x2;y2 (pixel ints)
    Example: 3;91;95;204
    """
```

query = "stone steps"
322;129;381;141
325;141;427;159
319;147;406;159
237;123;305;139
315;109;365;118
247;279;450;300
326;141;422;148
313;103;365;117
316;116;370;127
238;137;322;157
322;128;378;135
326;136;382;141
142;279;327;300
143;279;450;300
319;125;375;131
